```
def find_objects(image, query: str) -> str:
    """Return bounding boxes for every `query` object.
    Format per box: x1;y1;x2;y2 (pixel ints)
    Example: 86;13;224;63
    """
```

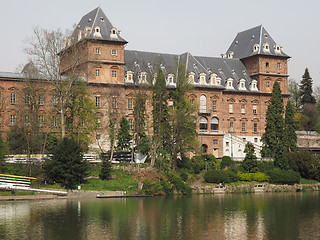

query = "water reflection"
0;192;319;239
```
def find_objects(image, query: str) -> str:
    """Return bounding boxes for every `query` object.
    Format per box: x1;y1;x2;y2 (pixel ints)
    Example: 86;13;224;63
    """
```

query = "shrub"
167;172;192;194
220;156;234;170
267;169;300;184
257;161;275;173
190;156;206;174
237;172;270;182
142;179;154;195
160;179;174;195
204;169;239;183
288;150;320;181
180;168;189;182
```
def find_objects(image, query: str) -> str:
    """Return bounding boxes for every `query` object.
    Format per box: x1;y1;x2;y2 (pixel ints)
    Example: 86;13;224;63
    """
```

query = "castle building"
0;7;290;160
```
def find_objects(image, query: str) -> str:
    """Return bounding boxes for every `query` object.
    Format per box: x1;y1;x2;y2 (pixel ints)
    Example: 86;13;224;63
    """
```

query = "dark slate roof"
71;7;127;44
124;50;254;91
226;25;289;59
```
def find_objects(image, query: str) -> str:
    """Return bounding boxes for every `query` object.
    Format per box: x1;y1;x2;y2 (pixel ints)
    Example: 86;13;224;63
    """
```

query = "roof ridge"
258;25;262;54
89;6;101;36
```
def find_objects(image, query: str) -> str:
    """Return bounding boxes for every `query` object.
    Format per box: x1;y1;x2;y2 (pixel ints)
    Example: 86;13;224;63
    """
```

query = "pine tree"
300;68;316;105
100;153;112;180
133;91;147;153
242;142;258;173
44;138;89;189
261;82;289;169
0;135;8;173
284;101;297;152
170;62;198;169
116;116;131;151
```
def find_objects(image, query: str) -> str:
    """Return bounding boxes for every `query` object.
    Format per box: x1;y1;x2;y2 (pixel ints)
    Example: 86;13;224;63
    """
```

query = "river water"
0;192;320;240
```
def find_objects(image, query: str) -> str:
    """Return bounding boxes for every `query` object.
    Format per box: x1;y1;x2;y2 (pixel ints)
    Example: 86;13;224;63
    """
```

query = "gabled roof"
226;25;289;59
71;7;127;44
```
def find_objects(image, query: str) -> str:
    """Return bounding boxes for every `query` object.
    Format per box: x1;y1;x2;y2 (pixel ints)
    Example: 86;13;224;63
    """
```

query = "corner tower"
226;26;290;94
60;7;128;84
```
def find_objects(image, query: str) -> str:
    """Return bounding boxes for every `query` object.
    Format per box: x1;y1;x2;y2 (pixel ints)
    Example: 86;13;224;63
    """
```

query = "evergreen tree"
44;137;89;189
100;153;112;180
261;82;289;169
242;142;258;173
151;67;171;167
116;116;131;151
284;101;297;152
169;62;198;169
152;67;170;148
300;68;316;105
133;91;147;153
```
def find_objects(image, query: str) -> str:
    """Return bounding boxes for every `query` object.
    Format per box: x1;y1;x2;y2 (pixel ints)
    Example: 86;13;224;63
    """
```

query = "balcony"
198;108;212;116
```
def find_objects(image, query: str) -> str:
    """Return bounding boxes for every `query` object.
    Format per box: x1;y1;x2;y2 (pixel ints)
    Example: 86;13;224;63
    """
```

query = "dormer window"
110;27;118;39
227;51;234;59
274;44;281;53
226;79;234;90
100;17;104;22
250;80;258;91
253;44;259;52
263;43;270;52
210;74;216;85
93;26;102;38
139;72;148;84
125;71;134;83
188;72;195;84
238;79;246;91
199;73;207;85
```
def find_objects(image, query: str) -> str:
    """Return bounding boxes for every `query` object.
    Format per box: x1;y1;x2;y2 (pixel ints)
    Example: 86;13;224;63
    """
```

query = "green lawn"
0;191;35;196
81;169;138;192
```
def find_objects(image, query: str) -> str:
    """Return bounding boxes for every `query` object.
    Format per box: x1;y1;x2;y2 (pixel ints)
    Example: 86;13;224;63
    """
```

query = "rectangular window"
242;123;246;132
97;118;101;128
10;115;16;126
229;104;233;113
128;98;133;109
38;95;44;105
39;116;44;127
226;142;229;147
266;82;270;88
277;63;281;69
10;93;16;104
129;119;133;130
266;62;269;68
111;49;117;55
95;48;100;54
190;99;194;106
254;123;258;133
52;95;57;106
112;97;117;109
254;138;258;143
96;96;101;108
229;122;234;132
213;140;218;145
25;93;30;105
112;70;117;78
24;115;30;126
253;105;257;114
52;116;57;127
79;118;84;127
95;69;100;77
213;100;217;111
241;104;245;114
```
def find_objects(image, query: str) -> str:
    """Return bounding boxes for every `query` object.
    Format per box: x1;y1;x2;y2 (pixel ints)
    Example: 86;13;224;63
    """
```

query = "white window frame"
10;93;16;104
241;104;245;114
229;104;233;113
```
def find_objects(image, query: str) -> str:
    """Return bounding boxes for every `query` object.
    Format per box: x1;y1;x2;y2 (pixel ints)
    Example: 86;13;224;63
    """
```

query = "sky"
1;0;319;86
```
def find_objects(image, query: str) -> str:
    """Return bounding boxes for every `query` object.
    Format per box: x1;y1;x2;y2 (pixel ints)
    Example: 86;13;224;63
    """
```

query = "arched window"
211;117;219;131
200;95;207;112
201;144;208;153
200;117;208;131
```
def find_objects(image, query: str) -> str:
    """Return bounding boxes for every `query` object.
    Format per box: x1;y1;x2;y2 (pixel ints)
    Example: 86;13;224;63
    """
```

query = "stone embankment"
192;183;320;194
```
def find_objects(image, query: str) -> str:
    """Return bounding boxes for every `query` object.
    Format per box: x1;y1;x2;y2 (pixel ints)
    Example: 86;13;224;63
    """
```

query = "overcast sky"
1;0;319;86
